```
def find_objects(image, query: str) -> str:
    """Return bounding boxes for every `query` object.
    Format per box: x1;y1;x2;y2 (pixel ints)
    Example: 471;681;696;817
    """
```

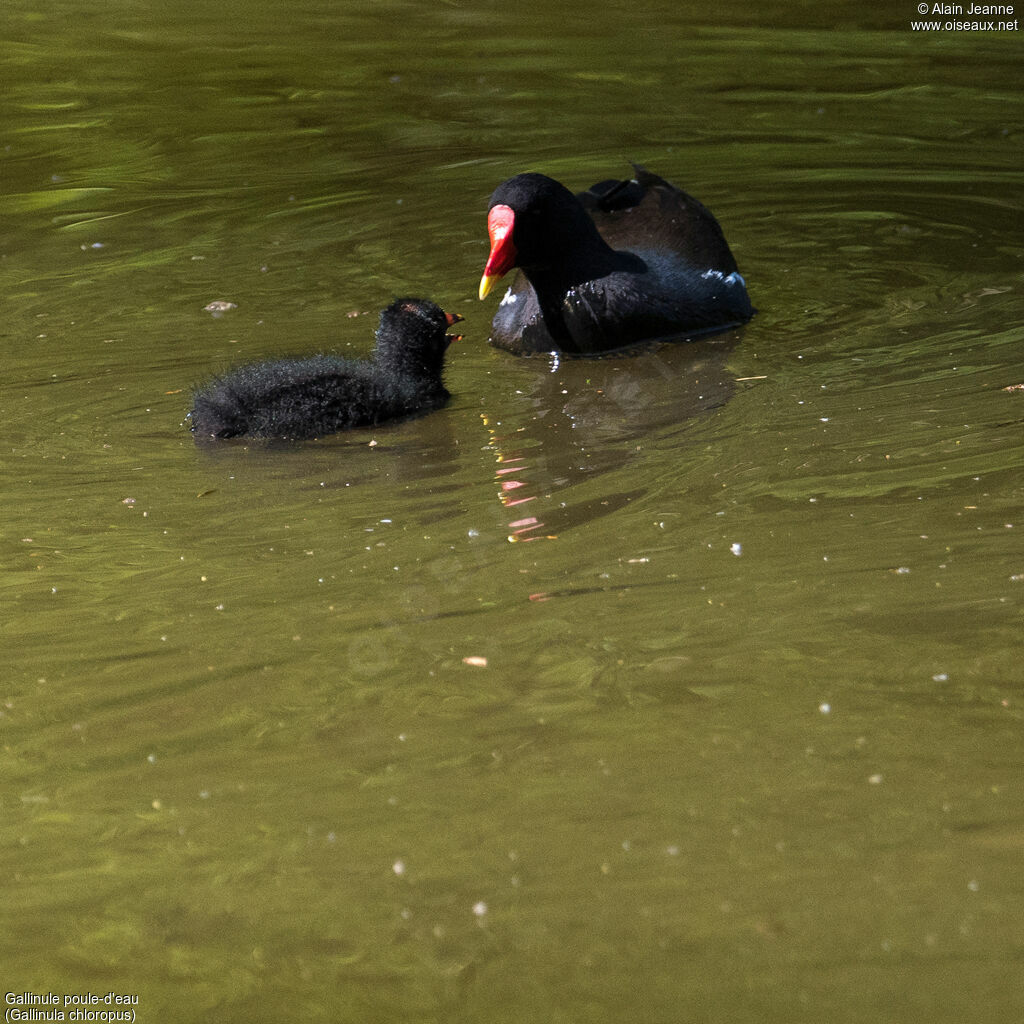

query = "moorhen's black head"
479;173;614;299
374;298;463;379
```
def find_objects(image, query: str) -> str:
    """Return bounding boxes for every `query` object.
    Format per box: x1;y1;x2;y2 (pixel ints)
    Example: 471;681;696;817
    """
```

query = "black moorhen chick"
189;297;462;440
478;165;754;355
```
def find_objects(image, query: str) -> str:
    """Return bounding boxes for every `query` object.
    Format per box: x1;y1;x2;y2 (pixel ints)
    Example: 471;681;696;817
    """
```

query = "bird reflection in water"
478;334;745;544
481;414;558;542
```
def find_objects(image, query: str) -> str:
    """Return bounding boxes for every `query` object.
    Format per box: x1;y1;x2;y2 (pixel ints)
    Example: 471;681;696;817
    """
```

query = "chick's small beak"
443;309;464;346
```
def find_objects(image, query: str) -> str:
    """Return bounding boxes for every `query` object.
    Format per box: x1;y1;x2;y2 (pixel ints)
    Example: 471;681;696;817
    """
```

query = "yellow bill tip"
479;274;499;301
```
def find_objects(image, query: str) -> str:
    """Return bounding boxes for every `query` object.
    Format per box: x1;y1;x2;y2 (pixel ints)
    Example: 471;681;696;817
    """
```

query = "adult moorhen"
189;297;462;440
478;165;754;355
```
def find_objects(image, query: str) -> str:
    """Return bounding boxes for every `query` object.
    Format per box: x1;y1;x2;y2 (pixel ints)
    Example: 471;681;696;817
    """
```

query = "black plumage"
189;298;461;440
478;165;754;355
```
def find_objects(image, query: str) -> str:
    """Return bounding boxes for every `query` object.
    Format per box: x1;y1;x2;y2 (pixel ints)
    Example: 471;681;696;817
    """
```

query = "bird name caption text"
5;992;138;1023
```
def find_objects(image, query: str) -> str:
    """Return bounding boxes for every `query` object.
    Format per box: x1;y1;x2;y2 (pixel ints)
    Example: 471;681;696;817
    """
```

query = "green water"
2;1;1023;1021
